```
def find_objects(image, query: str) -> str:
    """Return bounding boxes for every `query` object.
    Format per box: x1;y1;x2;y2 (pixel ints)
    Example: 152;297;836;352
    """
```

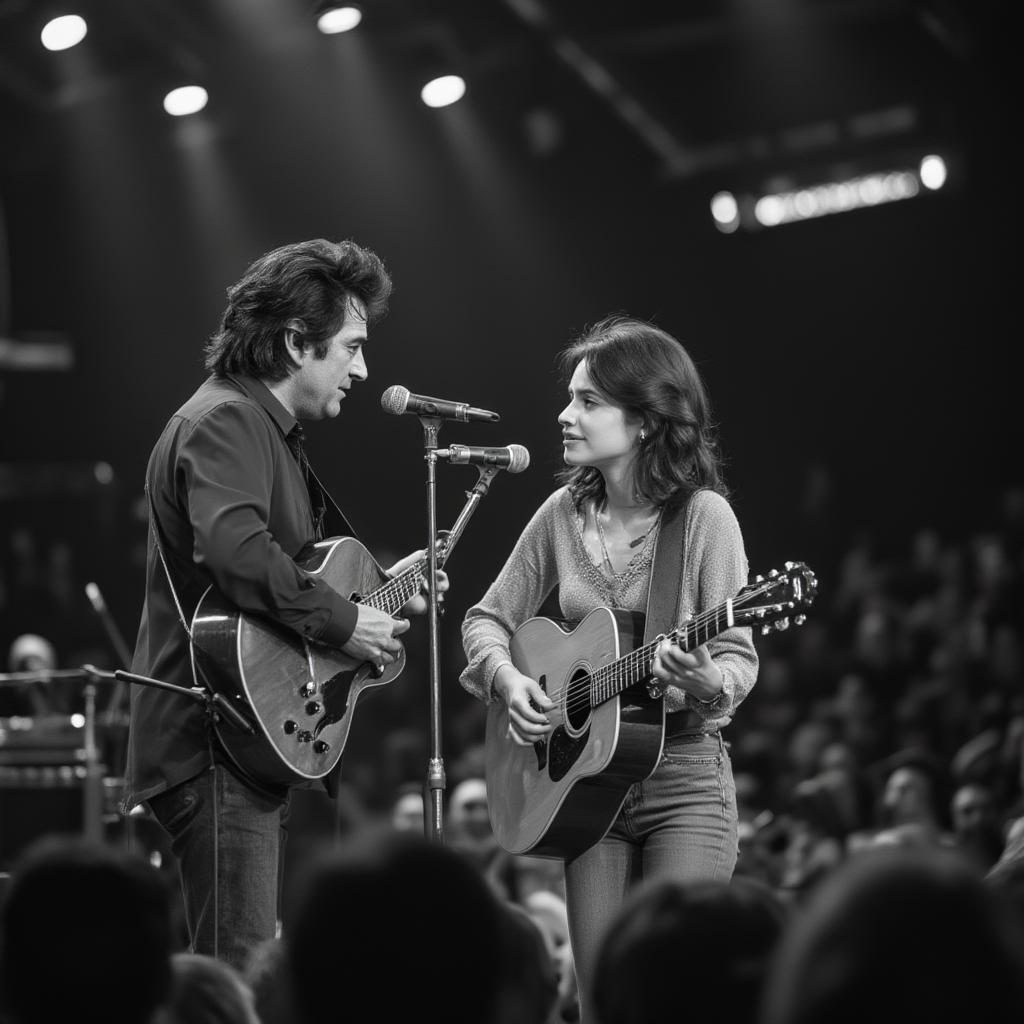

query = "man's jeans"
148;763;290;971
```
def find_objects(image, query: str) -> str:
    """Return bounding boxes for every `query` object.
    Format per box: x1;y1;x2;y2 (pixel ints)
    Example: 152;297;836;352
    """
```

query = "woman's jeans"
147;762;290;971
564;730;738;1021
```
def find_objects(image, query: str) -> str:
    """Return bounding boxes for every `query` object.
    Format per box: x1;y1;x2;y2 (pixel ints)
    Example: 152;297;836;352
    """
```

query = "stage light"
41;14;87;52
164;86;209;117
710;191;740;234
919;154;947;190
421;75;466;109
317;5;362;35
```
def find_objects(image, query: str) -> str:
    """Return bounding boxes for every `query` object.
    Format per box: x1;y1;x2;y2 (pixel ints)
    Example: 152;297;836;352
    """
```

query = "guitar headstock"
733;561;818;636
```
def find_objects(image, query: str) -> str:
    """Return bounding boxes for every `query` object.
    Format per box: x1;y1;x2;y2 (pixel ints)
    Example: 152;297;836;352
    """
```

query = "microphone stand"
405;413;509;845
100;666;255;736
417;414;447;843
423;457;506;844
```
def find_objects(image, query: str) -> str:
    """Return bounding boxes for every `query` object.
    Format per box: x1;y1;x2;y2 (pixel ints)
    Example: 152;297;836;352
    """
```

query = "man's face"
290;297;368;420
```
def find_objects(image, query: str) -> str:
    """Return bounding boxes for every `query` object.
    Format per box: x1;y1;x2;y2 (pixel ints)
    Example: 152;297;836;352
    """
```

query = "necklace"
595;505;660;574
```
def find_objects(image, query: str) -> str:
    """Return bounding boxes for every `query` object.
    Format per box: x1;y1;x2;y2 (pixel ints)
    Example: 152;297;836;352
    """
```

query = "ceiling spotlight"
420;75;466;109
919;154;947;190
164;86;209;117
710;191;740;234
317;5;362;34
41;15;88;52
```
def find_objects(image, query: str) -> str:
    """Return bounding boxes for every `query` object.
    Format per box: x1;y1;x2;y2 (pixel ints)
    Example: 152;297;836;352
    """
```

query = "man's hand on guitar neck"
385;548;450;618
494;663;554;747
341;604;409;672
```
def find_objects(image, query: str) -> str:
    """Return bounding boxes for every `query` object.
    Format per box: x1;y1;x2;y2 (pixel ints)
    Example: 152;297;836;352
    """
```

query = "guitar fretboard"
365;559;429;615
590;600;735;705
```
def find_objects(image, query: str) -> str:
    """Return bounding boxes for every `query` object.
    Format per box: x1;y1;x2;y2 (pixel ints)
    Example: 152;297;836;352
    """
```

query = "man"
121;238;446;969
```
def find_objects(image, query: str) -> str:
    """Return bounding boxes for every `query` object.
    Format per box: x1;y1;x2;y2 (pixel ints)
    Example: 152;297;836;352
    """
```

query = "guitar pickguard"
314;667;359;735
546;725;591;783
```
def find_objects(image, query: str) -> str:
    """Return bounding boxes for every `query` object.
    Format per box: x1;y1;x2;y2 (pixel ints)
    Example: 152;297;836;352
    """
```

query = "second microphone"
435;444;530;473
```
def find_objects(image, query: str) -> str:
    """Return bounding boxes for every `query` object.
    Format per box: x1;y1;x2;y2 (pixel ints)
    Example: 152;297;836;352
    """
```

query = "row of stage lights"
38;6;467;116
710;154;949;232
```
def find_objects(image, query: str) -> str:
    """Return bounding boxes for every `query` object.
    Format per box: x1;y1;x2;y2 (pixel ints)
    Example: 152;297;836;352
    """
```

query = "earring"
639;428;647;443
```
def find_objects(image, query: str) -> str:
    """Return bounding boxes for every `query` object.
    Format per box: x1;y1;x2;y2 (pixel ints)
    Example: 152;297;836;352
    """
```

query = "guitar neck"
360;536;454;616
590;599;735;706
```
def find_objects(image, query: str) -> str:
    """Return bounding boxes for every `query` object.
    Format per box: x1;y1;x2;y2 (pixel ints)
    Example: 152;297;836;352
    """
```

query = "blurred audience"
949;781;1004;871
523;888;580;1023
446;772;523;901
493;900;562;1024
282;824;510;1023
1;633;57;716
759;845;1024;1024
591;874;789;1024
0;836;174;1024
152;953;259;1024
389;779;426;832
241;938;294;1024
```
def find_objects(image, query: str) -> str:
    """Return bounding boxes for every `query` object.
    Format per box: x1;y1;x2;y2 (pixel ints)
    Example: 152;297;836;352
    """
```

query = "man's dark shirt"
122;374;358;809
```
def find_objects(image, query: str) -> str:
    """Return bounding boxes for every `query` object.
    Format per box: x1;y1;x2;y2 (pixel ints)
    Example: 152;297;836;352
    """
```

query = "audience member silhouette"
0;836;174;1024
389;780;426;832
283;825;509;1023
152;953;259;1024
949;781;1004;872
492;900;561;1024
759;845;1024;1024
591;874;789;1024
524;888;580;1023
446;775;521;900
241;938;294;1024
866;752;954;850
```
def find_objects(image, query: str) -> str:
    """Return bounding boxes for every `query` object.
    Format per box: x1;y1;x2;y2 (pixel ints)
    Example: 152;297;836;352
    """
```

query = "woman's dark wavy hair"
204;238;392;380
556;315;729;511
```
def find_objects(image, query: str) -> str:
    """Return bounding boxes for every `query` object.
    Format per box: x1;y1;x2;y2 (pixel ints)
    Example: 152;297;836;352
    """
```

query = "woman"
460;315;759;1020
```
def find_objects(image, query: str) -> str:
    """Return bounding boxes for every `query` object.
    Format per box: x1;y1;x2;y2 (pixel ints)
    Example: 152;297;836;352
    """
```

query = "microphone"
381;385;500;423
435;444;530;473
85;581;133;668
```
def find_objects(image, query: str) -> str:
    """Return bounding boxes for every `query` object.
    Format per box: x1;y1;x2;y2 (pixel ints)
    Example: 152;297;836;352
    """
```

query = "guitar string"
365;540;451;612
556;580;770;717
556;575;801;718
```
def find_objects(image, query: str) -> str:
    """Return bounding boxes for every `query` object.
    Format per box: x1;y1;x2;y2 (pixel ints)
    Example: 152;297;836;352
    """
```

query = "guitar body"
485;607;664;860
191;536;404;787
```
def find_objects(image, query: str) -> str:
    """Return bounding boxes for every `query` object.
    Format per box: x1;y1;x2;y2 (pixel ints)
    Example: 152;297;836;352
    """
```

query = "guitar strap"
146;484;196;644
642;492;693;645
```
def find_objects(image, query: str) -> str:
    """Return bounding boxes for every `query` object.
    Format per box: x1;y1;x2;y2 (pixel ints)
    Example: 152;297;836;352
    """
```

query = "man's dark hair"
204;237;392;381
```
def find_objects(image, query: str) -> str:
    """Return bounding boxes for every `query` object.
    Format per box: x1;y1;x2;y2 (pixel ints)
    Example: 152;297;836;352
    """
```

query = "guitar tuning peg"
768;568;779;578
794;614;806;625
761;624;772;636
775;617;790;631
785;560;794;569
755;574;765;583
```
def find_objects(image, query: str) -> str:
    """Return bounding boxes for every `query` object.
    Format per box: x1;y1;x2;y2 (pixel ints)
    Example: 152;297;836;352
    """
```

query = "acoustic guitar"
485;561;817;859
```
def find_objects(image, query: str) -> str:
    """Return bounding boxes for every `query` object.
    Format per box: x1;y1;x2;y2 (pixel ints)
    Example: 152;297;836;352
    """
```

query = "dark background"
0;0;1015;771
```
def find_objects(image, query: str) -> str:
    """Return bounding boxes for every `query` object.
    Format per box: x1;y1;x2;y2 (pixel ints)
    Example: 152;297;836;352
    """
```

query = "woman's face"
558;359;642;473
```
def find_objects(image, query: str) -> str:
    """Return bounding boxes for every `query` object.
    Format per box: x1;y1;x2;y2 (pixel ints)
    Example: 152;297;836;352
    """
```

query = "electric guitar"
190;534;450;788
484;561;817;859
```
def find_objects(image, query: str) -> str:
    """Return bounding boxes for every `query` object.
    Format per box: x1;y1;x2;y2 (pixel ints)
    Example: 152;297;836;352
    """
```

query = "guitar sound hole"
565;669;590;731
